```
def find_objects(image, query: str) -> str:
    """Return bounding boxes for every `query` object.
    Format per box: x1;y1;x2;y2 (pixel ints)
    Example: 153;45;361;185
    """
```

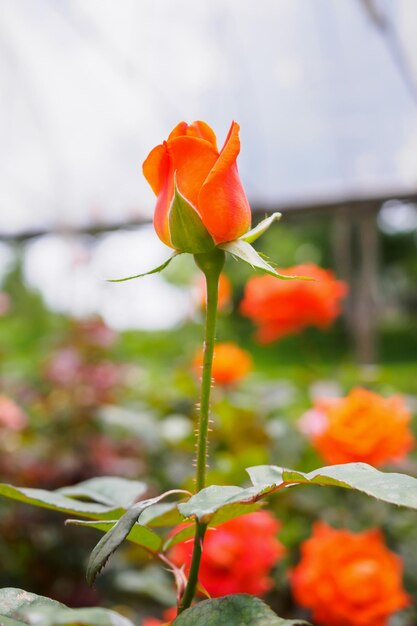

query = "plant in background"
0;121;416;626
240;263;347;343
143;607;177;626
300;387;414;466
291;523;410;626
0;396;27;431
169;511;285;597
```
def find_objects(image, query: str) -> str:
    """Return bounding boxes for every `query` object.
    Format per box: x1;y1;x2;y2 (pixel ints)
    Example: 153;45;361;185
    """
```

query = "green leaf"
0;616;27;626
139;502;184;527
65;519;162;552
58;476;146;508
180;462;417;522
178;486;264;523
86;490;187;585
210;501;262;525
0;589;63;623
173;595;309;626
0;483;125;520
108;253;180;282
164;502;261;550
219;240;305;279
169;182;215;253
163;524;194;551
27;608;134;626
248;462;417;509
240;212;282;243
0;589;135;626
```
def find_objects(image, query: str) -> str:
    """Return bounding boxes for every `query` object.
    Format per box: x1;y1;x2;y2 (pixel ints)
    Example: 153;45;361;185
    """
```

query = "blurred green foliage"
0;215;416;624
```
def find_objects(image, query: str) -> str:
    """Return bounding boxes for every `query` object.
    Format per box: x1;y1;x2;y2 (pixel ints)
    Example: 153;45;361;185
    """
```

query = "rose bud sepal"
240;212;282;243
218;212;312;280
107;253;181;283
169;178;216;254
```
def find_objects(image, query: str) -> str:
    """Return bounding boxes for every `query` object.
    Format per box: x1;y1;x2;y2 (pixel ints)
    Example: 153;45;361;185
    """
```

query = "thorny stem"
193;249;225;493
177;520;207;614
177;249;225;614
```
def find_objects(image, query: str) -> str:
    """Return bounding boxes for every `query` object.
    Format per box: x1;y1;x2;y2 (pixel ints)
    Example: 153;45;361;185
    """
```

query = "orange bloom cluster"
170;512;284;598
193;342;252;385
240;263;347;343
306;388;414;466
291;523;410;626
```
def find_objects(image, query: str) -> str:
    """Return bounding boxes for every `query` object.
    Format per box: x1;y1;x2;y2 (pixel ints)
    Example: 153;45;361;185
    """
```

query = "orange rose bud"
307;388;414;466
143;121;251;251
291;523;410;626
193;342;252;385
240;263;347;343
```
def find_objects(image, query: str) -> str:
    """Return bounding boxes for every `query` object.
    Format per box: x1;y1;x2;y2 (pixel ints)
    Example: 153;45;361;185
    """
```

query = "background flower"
169;511;285;597
306;388;414;466
193;341;252;386
240;263;347;343
142;608;176;626
291;522;410;626
0;396;27;431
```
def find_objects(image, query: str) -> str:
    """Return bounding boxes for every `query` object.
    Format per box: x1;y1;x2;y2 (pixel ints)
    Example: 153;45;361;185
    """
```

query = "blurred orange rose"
197;272;232;312
291;523;410;626
305;388;414;466
170;512;285;597
240;263;347;343
143;121;251;249
193;342;252;385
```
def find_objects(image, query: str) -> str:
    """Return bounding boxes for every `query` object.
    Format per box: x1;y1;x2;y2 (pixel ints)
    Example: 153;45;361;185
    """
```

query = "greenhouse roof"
1;0;417;236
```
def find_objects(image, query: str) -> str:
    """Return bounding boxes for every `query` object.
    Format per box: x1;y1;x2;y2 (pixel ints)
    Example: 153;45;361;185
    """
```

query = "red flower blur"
142;608;176;626
240;263;347;343
291;523;410;626
170;511;284;597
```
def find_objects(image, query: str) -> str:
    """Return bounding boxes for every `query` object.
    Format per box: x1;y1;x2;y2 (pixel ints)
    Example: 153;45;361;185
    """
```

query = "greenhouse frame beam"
1;190;416;243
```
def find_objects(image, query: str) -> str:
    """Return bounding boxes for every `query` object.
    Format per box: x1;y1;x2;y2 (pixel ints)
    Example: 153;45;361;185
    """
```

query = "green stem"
194;249;224;492
177;521;207;614
177;249;225;614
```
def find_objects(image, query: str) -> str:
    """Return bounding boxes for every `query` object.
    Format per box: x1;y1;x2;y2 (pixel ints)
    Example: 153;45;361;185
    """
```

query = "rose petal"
168;136;218;209
168;121;218;150
199;121;251;243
